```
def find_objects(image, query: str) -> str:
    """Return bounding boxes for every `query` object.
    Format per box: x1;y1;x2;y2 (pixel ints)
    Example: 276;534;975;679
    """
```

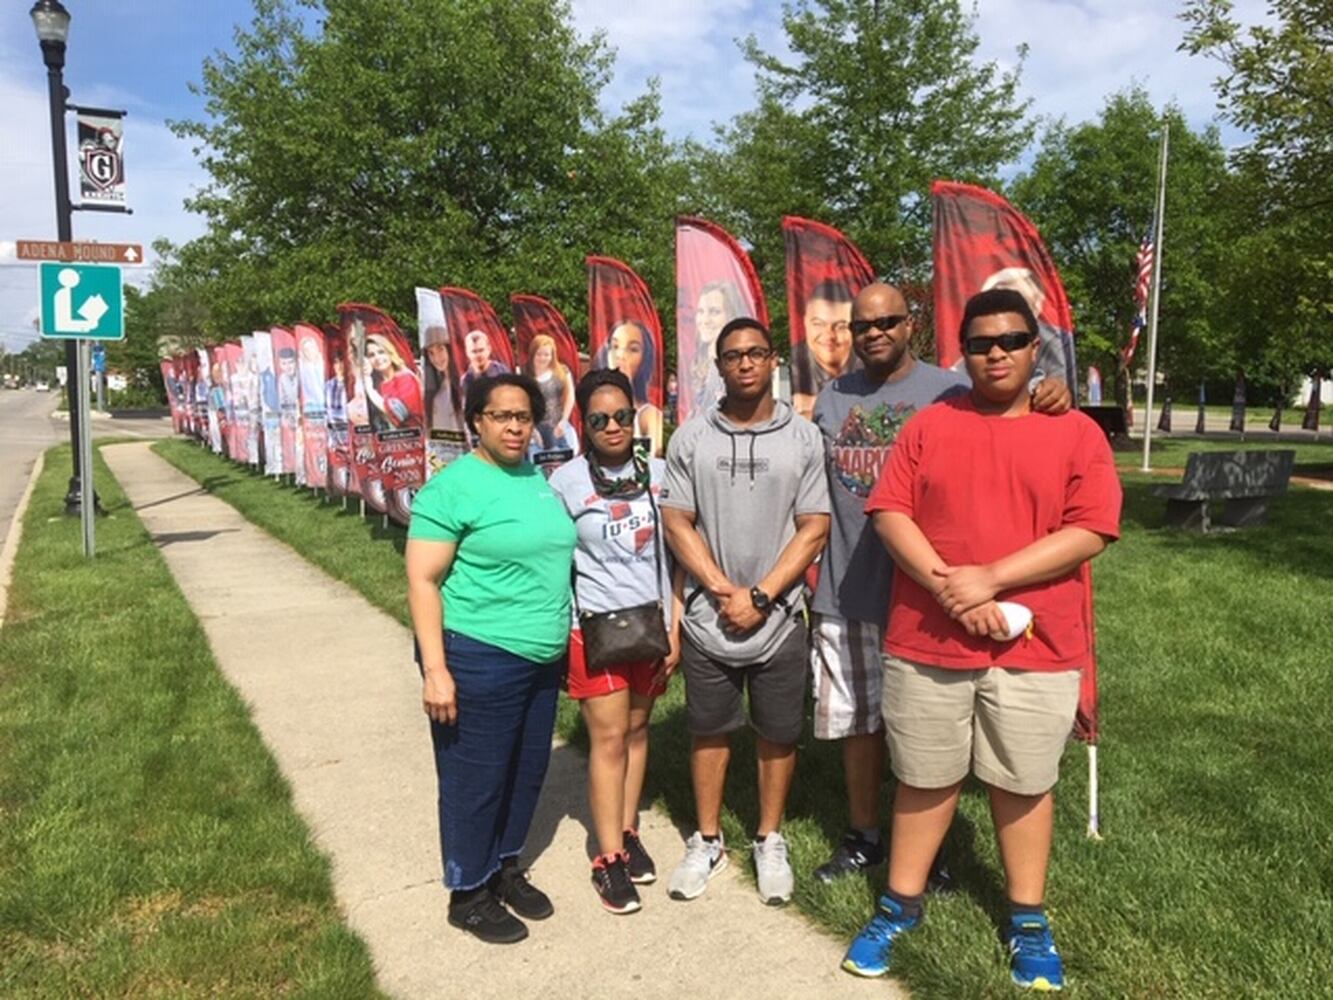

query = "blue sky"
0;0;1267;349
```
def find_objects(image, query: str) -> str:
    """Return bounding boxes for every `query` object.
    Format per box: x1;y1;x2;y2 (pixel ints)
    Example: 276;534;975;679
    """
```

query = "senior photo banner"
322;323;356;499
438;286;515;400
295;322;330;489
932;181;1078;390
512;293;582;472
190;349;208;443
587;255;666;455
1303;373;1323;432
76;108;127;205
338;302;426;524
252;330;283;475
239;335;263;466
269;327;302;478
782;216;876;420
676;216;769;424
206;346;228;456
224;341;249;463
416;288;469;479
162;358;188;434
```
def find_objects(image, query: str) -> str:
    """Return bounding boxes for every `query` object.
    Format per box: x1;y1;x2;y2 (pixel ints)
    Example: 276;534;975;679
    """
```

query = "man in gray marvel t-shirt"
808;281;1070;884
659;317;830;907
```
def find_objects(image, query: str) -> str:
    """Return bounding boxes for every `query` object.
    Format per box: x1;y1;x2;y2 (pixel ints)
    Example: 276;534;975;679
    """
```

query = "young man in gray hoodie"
659;317;831;905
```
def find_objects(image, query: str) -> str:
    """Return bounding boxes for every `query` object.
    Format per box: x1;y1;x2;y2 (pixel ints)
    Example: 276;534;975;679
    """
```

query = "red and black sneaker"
623;828;657;885
591;852;642;914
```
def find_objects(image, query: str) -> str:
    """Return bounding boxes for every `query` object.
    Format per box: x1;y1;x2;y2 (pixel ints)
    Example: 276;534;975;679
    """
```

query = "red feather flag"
675;216;768;423
269;326;301;477
438;287;515;398
293;322;329;489
782;216;876;420
587;256;666;455
336;303;425;524
931;181;1077;389
323;323;357;499
512;294;582;470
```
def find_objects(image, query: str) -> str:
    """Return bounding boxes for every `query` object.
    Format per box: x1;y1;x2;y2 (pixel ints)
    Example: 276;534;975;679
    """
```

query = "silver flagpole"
1140;120;1170;472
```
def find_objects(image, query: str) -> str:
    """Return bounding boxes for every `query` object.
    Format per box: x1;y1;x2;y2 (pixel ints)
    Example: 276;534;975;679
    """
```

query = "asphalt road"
0;387;173;550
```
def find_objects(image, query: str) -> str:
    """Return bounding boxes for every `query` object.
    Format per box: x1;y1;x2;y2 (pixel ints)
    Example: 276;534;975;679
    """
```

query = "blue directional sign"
39;261;124;340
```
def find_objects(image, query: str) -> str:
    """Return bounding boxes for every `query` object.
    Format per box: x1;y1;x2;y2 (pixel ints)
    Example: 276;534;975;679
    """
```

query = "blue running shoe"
841;894;921;978
1005;913;1065;991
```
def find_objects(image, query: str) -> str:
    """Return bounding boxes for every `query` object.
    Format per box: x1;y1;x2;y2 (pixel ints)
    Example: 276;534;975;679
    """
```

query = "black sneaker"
623;828;657;884
447;887;528;944
813;830;886;883
591;853;642;914
492;859;554;920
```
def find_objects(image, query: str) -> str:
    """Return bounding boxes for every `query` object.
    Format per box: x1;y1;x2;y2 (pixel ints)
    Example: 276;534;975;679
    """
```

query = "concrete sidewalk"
102;442;899;1000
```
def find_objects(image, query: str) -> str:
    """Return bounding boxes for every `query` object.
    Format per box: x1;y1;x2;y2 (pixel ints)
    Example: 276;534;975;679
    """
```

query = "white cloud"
0;64;207;352
972;0;1272;140
572;0;1269;150
569;0;790;139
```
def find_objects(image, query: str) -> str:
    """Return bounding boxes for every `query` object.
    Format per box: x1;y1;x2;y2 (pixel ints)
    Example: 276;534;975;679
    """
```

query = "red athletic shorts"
566;629;666;701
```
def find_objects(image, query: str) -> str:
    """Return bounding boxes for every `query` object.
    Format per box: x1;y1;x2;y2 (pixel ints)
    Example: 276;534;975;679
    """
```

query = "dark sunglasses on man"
586;407;637;431
849;314;908;337
962;331;1036;356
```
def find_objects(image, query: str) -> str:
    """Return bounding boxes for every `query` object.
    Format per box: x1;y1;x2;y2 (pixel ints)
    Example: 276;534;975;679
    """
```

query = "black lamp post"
31;0;88;516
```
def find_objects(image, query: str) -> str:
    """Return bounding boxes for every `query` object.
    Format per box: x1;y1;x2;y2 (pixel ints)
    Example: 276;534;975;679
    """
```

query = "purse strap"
571;461;665;618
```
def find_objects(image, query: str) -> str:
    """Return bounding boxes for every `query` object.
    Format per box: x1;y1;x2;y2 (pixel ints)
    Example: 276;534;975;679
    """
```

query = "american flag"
1120;232;1154;365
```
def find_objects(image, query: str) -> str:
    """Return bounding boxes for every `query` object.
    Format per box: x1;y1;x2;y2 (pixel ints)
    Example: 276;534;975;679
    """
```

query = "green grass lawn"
0;444;385;999
154;438;1333;998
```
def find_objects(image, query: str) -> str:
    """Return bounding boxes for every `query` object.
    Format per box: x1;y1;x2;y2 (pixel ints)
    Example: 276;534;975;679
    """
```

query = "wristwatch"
749;586;773;614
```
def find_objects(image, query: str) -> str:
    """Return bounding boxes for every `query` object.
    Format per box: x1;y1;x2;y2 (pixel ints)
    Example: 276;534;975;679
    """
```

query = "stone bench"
1150;450;1295;531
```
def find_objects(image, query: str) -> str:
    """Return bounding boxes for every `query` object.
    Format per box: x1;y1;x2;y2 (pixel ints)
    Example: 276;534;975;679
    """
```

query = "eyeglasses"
585;407;636;431
962;332;1036;356
850;314;907;337
719;347;775;368
482;409;534;426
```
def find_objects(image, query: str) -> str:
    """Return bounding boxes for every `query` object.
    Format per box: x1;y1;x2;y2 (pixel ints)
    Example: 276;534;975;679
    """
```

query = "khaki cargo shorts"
881;653;1080;795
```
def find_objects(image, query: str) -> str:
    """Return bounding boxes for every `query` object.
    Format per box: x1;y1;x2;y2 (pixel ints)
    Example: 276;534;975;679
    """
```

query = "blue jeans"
426;631;562;890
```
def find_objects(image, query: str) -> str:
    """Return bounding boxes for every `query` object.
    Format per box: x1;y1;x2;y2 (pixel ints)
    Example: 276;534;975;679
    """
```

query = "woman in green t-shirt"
406;373;577;945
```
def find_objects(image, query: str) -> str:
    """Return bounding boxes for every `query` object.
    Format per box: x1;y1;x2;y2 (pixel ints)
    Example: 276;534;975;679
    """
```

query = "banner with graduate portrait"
338;302;425;523
416;288;469;478
294;322;329;489
675;217;768;424
932;181;1078;391
512;293;581;473
587;256;665;456
783;216;876;421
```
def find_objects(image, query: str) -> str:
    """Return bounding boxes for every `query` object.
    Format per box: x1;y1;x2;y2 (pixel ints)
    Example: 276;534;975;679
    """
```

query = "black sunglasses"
962;331;1036;356
586;407;636;431
849;314;907;337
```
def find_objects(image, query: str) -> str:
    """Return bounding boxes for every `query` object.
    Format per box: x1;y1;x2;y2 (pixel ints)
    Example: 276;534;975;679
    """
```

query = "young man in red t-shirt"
843;288;1122;990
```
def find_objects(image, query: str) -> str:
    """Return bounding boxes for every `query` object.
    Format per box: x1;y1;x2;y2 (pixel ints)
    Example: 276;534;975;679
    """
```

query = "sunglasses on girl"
962;331;1036;356
586;407;636;431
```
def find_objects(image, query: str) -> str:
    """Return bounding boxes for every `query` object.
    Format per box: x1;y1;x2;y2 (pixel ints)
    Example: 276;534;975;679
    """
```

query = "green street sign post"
38;261;124;340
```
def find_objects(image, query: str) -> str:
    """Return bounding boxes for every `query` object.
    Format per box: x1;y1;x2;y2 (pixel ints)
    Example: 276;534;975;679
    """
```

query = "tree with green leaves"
694;0;1030;346
168;0;689;347
1009;88;1237;399
1181;0;1332;388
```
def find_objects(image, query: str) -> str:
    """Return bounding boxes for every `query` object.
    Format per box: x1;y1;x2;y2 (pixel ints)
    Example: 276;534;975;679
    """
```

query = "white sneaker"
753;831;794;905
667;831;728;901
